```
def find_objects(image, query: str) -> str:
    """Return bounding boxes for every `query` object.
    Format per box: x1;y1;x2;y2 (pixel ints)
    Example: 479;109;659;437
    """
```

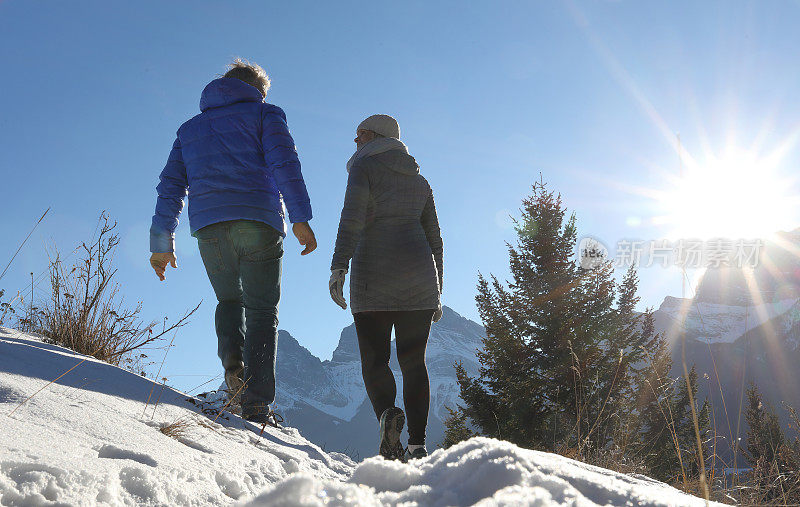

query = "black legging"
353;309;435;446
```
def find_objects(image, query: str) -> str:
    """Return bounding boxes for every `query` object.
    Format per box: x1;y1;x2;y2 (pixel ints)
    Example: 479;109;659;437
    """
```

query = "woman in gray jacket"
330;114;443;461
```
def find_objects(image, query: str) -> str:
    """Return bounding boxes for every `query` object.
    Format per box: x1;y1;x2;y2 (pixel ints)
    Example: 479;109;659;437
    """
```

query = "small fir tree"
635;312;682;481
456;180;652;456
440;405;476;449
672;366;711;479
745;384;785;465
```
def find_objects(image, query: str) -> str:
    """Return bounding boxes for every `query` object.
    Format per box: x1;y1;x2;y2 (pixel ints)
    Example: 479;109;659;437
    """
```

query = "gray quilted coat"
331;149;443;314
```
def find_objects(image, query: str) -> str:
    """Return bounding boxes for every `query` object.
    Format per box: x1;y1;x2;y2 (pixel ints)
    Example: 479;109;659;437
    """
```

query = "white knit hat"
357;114;400;139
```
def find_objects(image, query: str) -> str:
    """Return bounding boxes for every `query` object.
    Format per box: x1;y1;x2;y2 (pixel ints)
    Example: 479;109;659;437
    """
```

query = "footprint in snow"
97;444;157;467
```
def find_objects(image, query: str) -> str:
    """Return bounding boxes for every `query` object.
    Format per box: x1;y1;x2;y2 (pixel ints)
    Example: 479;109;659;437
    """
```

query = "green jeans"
194;220;283;414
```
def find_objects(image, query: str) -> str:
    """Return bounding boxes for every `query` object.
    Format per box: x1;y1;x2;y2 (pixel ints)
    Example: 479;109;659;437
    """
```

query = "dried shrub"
36;212;199;366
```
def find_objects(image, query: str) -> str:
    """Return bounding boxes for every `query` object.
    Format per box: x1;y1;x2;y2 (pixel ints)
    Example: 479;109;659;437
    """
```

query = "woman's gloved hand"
329;269;348;309
432;302;443;323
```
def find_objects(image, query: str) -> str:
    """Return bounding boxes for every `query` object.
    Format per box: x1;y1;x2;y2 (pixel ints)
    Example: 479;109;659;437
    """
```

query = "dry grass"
159;417;194;440
720;402;800;506
557;370;800;507
33;213;199;367
5;213;201;416
195;417;220;432
550;341;718;500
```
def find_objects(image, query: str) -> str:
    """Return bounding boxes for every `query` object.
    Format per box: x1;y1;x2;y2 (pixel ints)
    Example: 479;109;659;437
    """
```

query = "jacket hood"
199;78;263;112
369;149;420;175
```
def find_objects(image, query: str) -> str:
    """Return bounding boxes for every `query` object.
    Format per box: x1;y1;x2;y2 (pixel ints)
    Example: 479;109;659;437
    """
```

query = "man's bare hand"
292;222;317;256
150;252;177;281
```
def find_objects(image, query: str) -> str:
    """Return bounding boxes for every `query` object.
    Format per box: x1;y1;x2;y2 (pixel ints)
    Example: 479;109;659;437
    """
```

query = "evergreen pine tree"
672;366;711;478
745;383;785;465
603;267;650;448
743;384;800;503
635;312;681;481
440;406;476;449
456;180;648;455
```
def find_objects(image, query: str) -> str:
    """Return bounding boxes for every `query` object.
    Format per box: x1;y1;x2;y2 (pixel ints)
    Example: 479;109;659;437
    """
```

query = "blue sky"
2;1;800;392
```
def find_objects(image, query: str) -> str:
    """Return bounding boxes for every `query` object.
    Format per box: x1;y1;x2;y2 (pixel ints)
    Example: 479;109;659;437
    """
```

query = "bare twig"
212;375;250;423
0;207;50;283
7;347;100;417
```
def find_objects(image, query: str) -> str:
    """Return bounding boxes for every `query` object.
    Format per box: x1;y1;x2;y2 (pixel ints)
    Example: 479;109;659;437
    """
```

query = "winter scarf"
346;137;408;173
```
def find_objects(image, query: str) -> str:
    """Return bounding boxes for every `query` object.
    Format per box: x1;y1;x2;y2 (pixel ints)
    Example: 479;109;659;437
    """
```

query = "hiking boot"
245;409;283;427
405;445;428;460
378;407;405;460
224;364;244;405
244;406;284;434
242;402;266;421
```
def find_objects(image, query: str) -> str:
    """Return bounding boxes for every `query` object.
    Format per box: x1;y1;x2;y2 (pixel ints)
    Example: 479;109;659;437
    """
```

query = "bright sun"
656;146;797;240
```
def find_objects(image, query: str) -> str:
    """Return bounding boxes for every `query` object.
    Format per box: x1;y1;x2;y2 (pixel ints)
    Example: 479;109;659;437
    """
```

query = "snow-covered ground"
0;327;721;506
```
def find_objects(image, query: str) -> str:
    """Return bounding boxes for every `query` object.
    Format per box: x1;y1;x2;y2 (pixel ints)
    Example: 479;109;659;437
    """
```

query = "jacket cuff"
150;226;175;253
330;258;349;272
287;201;313;224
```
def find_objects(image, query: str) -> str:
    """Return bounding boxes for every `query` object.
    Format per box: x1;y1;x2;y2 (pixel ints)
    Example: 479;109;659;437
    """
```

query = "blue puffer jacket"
150;78;312;252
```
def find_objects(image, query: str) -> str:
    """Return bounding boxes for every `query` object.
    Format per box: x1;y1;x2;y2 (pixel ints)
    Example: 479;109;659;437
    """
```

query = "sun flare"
657;146;797;240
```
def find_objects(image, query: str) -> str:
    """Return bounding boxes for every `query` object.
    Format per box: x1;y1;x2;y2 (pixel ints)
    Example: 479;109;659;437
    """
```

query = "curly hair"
223;58;271;98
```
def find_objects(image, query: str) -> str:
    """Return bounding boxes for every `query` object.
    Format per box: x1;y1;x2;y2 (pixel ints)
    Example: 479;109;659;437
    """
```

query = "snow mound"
250;438;719;506
0;327;720;506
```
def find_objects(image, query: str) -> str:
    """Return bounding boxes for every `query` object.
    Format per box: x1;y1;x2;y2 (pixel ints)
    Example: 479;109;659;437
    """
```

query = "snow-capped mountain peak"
274;306;484;456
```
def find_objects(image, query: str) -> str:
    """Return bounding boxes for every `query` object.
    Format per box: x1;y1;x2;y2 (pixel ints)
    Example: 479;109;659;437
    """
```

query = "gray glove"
329;269;348;310
432;302;443;323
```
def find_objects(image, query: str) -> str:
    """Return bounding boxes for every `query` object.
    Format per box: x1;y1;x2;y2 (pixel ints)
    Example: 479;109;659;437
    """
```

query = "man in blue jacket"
149;60;316;426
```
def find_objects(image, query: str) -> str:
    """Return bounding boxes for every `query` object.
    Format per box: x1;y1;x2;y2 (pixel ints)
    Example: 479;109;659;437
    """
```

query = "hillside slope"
0;327;719;506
